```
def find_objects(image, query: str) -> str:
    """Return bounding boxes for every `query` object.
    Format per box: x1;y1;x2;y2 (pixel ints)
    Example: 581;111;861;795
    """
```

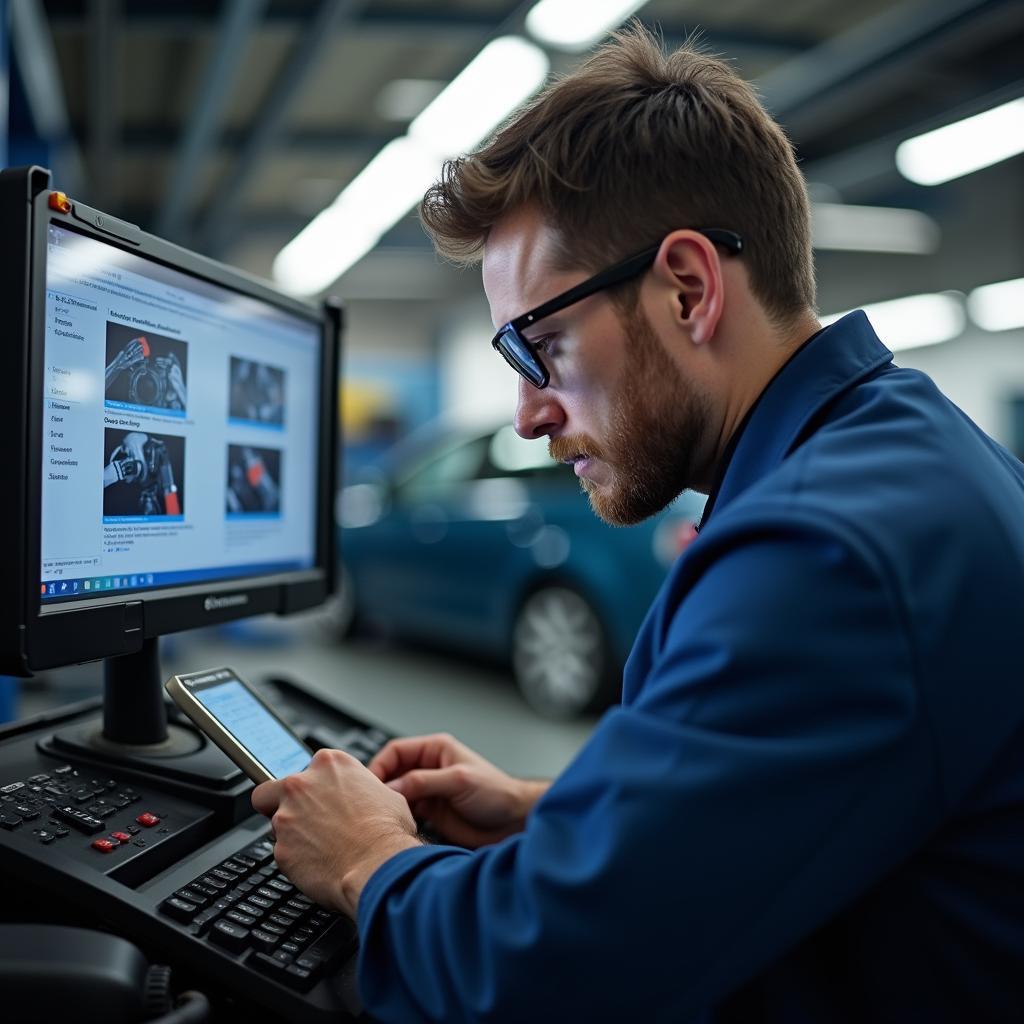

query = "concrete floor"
12;610;598;781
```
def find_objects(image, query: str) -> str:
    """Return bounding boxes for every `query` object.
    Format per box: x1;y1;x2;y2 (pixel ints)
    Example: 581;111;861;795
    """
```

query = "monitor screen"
39;222;322;603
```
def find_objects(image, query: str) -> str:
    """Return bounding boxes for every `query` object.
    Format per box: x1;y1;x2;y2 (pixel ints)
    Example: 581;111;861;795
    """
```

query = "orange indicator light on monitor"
48;191;72;214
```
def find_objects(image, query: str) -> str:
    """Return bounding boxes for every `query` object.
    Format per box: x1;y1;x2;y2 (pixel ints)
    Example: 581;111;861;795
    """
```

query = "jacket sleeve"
356;510;942;1023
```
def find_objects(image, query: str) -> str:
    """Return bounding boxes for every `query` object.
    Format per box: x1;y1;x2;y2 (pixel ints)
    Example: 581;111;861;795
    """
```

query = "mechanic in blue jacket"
252;25;1024;1022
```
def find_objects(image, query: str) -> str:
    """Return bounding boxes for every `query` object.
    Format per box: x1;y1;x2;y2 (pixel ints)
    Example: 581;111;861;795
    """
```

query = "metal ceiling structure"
8;0;1024;312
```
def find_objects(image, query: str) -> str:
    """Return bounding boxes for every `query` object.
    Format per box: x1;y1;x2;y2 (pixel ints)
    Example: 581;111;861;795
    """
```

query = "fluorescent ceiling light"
526;0;649;51
895;96;1024;186
273;137;443;295
375;79;446;122
811;202;940;254
967;277;1024;332
409;37;549;156
822;293;965;351
275;37;549;295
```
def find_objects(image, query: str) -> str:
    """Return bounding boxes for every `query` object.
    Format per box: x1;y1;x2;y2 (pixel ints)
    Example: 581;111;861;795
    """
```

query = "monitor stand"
44;637;244;788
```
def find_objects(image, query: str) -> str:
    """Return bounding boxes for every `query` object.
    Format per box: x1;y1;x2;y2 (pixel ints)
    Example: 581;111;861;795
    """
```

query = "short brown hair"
420;23;815;322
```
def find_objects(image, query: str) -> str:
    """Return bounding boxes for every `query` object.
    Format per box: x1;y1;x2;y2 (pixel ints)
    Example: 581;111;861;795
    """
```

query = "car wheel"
318;563;360;640
512;586;615;718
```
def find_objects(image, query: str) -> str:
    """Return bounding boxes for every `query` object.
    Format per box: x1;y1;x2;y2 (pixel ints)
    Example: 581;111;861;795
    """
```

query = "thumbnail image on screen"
105;321;188;413
226;444;281;514
229;357;285;426
103;428;185;518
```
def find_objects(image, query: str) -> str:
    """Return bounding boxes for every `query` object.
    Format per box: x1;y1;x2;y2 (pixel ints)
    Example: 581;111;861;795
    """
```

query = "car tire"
512;585;616;719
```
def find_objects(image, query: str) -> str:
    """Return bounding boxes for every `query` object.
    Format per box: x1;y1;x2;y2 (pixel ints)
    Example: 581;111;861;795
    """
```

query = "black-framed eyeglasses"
491;228;743;389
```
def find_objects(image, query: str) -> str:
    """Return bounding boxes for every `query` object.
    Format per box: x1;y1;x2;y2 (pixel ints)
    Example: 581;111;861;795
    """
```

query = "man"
253;26;1024;1022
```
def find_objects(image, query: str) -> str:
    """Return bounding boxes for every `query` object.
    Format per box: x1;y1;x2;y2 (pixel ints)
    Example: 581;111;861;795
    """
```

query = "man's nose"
514;377;565;439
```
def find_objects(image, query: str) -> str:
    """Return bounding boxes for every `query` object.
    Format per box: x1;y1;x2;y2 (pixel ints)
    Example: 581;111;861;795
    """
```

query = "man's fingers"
368;734;456;781
251;779;282;817
388;766;468;803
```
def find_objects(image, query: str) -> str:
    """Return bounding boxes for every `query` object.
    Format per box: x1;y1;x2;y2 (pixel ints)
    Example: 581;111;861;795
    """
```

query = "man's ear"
653;231;725;345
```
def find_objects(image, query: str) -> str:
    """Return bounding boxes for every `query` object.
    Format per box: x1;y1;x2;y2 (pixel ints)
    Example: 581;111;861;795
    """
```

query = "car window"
483;424;575;485
394;435;490;503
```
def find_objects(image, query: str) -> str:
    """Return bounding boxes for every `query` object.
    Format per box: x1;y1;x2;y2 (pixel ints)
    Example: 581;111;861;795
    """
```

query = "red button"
91;838;116;853
110;831;131;842
136;813;160;827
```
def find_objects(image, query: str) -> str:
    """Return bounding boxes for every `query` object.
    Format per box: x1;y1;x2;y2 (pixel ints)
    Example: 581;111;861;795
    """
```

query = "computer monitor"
0;167;339;774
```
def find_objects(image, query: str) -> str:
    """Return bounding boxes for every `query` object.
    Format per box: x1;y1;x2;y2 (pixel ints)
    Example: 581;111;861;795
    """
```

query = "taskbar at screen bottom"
39;559;312;602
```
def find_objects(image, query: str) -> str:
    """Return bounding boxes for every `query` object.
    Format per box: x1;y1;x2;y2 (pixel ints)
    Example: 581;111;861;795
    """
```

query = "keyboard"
159;834;356;991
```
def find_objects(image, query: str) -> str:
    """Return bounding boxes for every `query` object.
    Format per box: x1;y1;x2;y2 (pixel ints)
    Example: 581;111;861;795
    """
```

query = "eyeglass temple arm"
510;230;741;331
511;244;660;331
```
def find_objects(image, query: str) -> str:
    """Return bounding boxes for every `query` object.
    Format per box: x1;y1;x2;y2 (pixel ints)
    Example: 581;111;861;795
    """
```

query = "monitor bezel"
8;174;338;673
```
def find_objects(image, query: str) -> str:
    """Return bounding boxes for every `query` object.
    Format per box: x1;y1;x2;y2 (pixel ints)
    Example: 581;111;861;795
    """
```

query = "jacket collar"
700;310;893;528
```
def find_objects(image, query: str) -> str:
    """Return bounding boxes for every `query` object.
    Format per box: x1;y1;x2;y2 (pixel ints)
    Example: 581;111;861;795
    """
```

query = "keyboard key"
209;919;249;954
236;903;265;919
188;911;218;937
160;897;198;923
176;889;208;907
225;910;257;928
248;895;274;910
250;929;280;953
52;806;103;834
283;964;315;990
255;887;282;902
245;842;275;865
251;951;286;975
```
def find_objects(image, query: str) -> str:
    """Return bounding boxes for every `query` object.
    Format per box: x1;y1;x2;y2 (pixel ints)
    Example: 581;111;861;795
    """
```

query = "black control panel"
0;677;392;1022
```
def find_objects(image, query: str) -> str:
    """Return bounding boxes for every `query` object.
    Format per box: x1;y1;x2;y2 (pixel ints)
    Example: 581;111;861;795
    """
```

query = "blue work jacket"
357;311;1024;1023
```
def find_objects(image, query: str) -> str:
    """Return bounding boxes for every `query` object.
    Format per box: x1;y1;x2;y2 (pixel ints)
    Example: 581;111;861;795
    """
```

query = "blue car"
335;422;704;718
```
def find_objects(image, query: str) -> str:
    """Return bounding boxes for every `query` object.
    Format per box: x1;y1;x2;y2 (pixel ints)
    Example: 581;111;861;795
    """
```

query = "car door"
351;431;495;639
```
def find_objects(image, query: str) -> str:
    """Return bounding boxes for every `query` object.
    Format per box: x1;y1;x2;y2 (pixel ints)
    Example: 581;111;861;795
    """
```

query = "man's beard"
548;310;711;526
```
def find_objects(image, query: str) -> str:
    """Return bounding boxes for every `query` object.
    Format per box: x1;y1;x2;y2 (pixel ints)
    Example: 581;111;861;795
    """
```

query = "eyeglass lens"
494;327;547;388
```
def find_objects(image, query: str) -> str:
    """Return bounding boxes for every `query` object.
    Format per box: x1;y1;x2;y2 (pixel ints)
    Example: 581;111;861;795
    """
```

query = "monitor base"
39;638;245;788
42;719;244;788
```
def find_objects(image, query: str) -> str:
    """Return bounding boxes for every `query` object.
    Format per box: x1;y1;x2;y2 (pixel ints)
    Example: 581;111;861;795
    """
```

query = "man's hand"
368;733;550;849
251;748;422;918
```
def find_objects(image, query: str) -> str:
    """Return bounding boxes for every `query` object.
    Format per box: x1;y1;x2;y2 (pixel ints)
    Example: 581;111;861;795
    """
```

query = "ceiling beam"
800;75;1024;198
8;0;87;193
195;0;369;255
757;0;1012;136
87;0;119;209
42;1;813;58
156;0;268;241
